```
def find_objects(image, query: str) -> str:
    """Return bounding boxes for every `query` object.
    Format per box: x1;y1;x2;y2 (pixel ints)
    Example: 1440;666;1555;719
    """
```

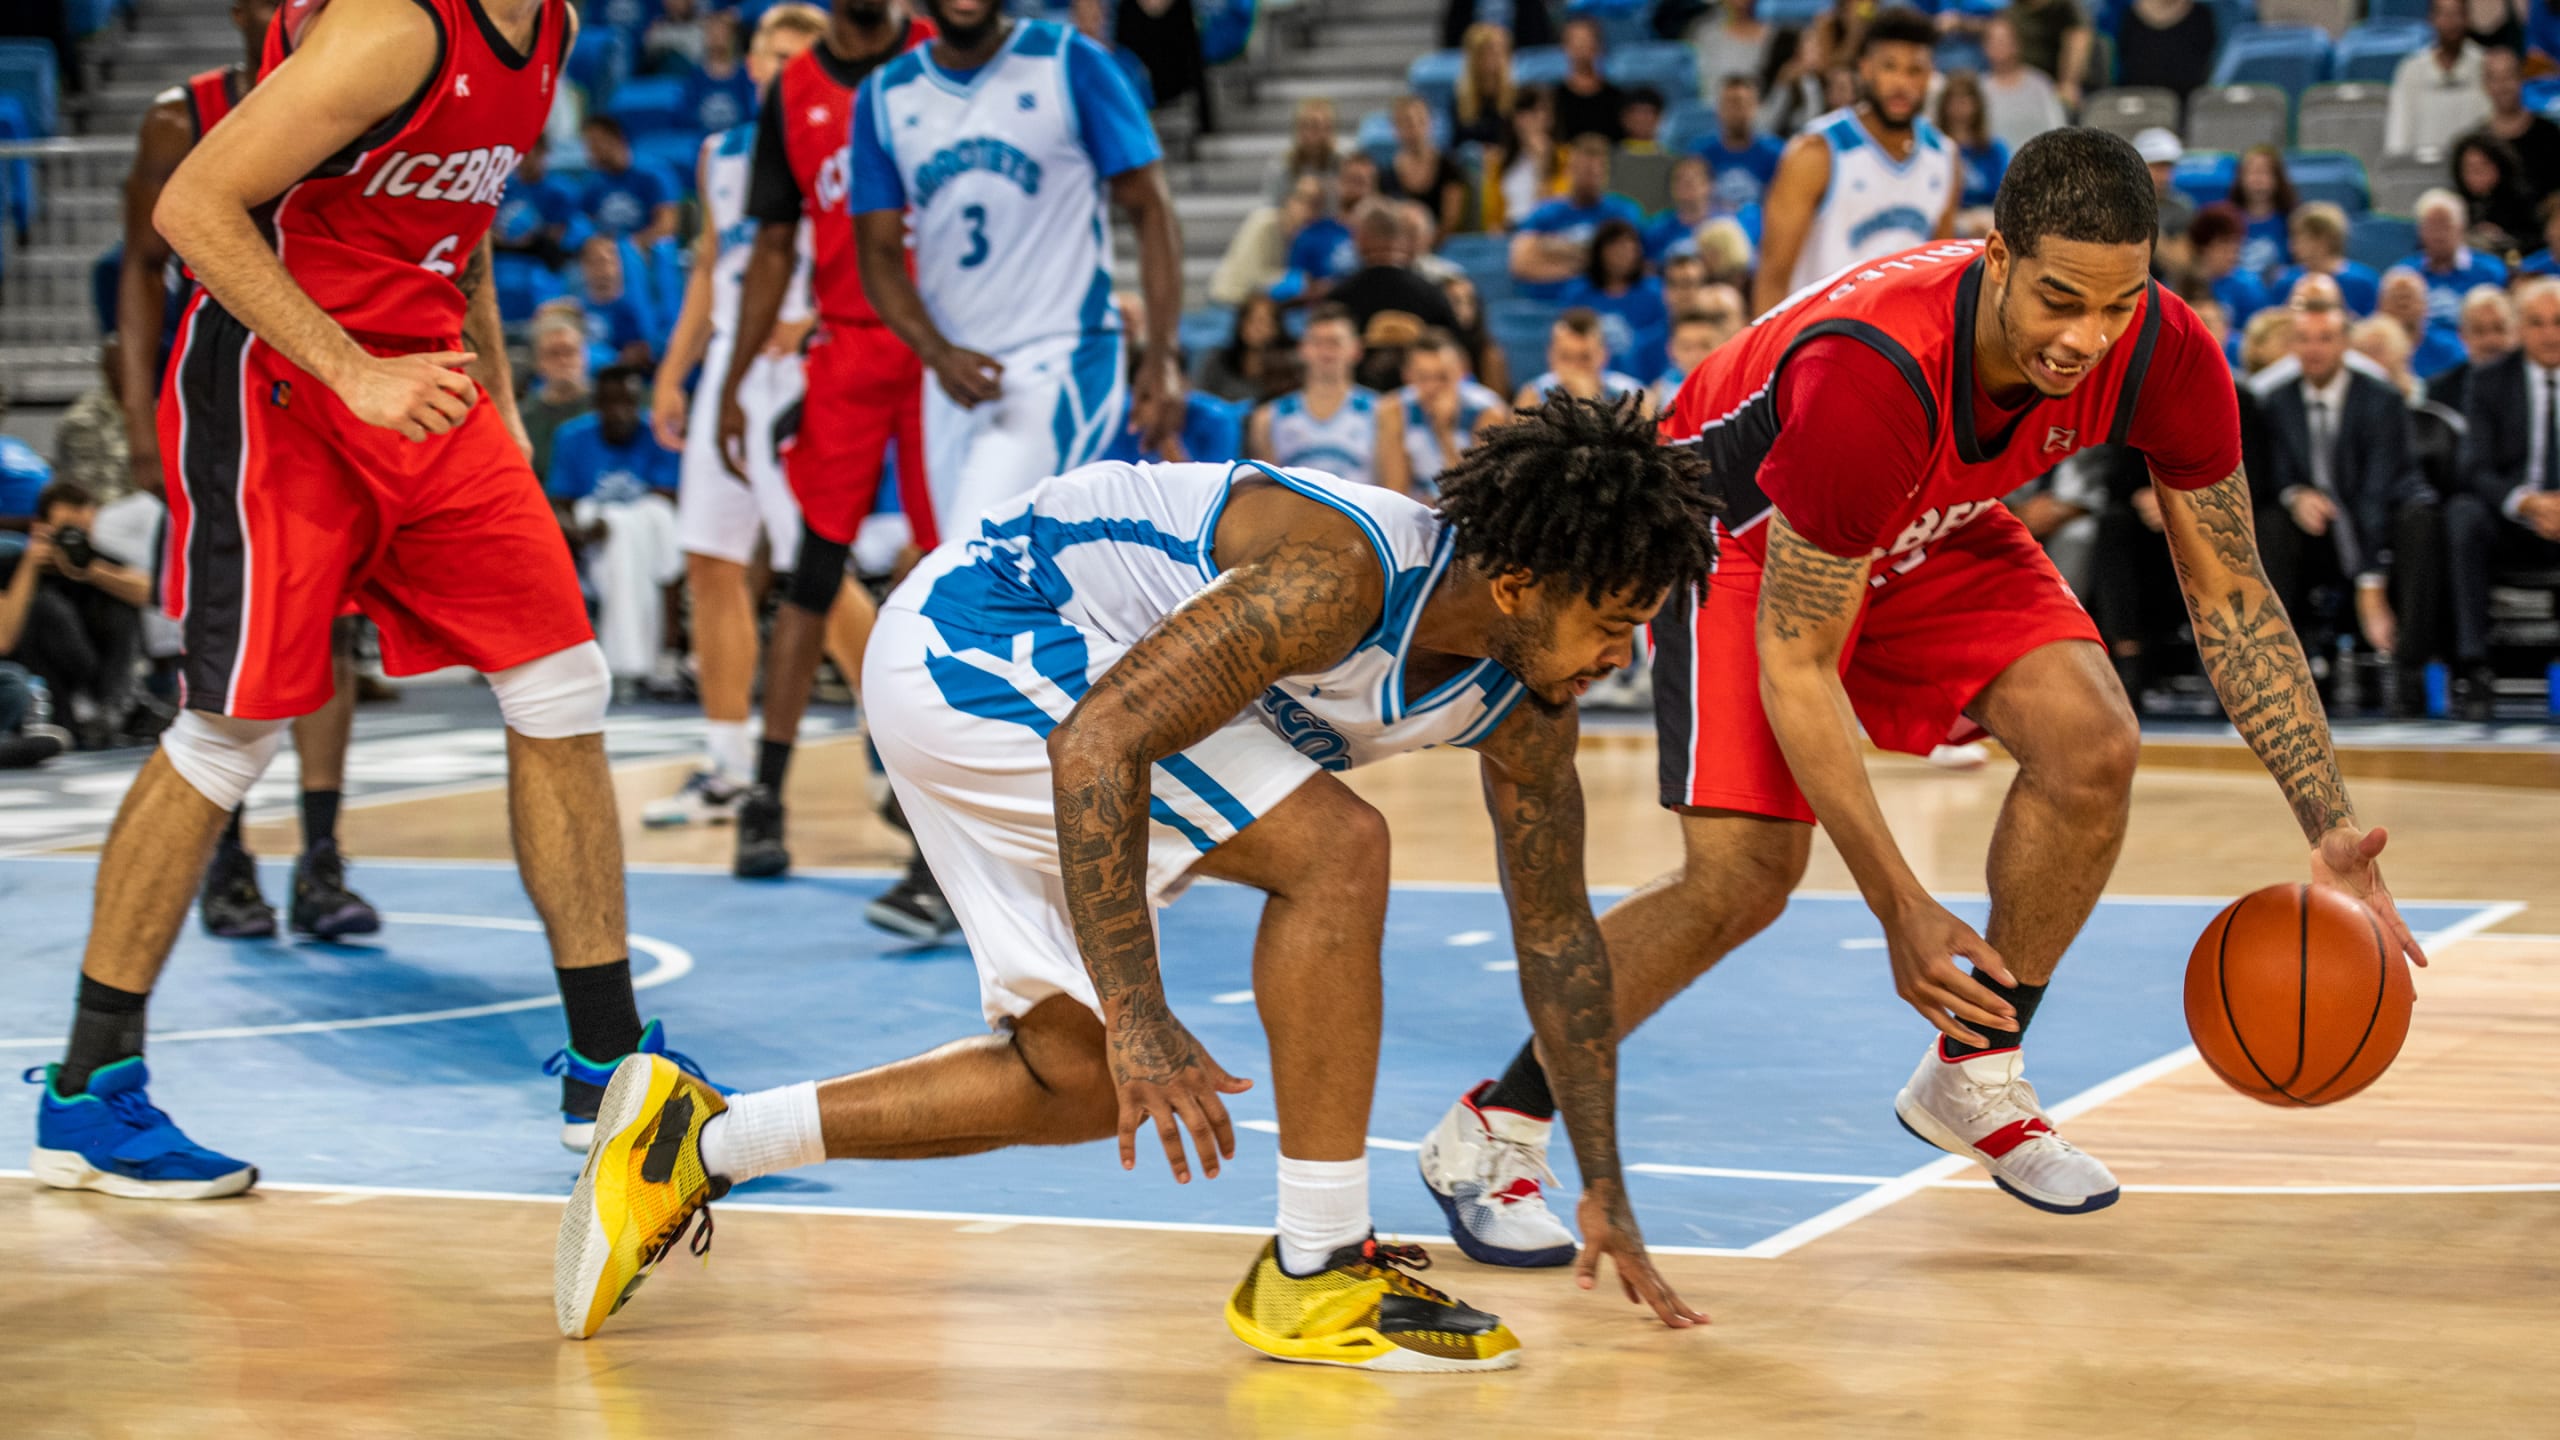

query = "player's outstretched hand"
1105;1004;1251;1184
1574;1185;1706;1329
929;345;1005;409
715;384;752;484
1884;895;2017;1047
336;350;477;442
2312;824;2429;968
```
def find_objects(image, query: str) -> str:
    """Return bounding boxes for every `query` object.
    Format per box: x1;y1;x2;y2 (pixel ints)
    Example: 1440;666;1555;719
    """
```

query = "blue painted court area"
0;857;2496;1254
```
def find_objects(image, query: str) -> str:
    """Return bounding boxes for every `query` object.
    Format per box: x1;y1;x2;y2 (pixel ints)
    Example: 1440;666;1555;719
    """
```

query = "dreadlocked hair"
1435;392;1721;605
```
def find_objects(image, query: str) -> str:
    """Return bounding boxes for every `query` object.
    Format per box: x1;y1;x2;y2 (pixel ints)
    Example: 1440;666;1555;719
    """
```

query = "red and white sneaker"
1416;1082;1578;1267
1894;1039;2120;1215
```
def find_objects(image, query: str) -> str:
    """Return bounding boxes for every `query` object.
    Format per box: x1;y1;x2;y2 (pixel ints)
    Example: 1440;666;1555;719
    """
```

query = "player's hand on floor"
1105;1005;1251;1184
2312;824;2429;968
1574;1185;1706;1328
1884;896;2017;1047
929;345;1005;408
336;350;477;441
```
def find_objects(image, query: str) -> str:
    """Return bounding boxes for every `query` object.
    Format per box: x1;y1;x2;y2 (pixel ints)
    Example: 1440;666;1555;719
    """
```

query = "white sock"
1275;1154;1370;1275
705;720;754;782
696;1081;826;1184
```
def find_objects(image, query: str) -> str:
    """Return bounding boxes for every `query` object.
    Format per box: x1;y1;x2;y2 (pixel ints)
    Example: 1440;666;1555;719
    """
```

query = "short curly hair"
1435;393;1720;605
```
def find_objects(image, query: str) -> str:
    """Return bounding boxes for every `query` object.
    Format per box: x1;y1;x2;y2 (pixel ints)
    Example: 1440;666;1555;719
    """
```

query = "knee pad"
488;641;611;739
161;710;286;811
785;524;852;617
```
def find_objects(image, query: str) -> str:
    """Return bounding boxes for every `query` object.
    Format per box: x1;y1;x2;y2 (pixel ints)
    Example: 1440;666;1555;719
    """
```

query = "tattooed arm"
2158;470;2430;965
1047;500;1388;1181
1757;512;2023;1042
1475;700;1705;1328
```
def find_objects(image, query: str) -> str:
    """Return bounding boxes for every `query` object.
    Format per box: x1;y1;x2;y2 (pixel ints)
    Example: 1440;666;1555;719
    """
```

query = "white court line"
1929;1180;2560;1196
1632;1162;1896;1185
0;919;693;1048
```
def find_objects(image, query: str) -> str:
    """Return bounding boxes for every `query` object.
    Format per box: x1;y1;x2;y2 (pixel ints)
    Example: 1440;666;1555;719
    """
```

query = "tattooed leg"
813;995;1118;1160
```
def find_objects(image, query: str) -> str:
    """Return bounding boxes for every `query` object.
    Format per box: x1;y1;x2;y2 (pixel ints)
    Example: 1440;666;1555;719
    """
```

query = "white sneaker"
1894;1040;2120;1214
1925;742;1991;770
642;769;747;829
1416;1082;1579;1267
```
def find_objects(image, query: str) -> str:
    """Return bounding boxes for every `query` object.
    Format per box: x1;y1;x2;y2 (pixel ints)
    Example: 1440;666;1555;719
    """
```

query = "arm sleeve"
2123;293;2245;490
1755;336;1935;557
746;91;804;226
848;78;907;215
1065;32;1164;178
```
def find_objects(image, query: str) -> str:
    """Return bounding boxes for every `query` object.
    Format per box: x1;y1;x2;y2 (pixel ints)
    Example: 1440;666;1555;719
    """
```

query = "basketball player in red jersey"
711;0;946;924
28;0;719;1202
1422;131;2427;1255
115;0;382;947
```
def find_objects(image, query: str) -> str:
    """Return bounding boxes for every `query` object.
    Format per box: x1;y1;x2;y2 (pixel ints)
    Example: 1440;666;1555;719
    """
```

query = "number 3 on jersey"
958;204;989;269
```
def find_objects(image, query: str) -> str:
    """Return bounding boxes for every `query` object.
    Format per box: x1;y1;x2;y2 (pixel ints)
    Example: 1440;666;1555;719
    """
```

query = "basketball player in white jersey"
1751;6;1957;318
848;0;1187;534
1247;303;1400;490
558;398;1714;1364
646;3;830;825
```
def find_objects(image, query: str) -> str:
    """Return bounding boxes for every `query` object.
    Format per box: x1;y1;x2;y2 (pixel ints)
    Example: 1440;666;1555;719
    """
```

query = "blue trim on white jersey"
1449;676;1527;747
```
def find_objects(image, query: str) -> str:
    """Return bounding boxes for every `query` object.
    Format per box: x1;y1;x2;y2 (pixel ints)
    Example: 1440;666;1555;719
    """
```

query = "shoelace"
1477;1129;1561;1206
1357;1239;1455;1306
1961;1072;2085;1153
19;1068;172;1131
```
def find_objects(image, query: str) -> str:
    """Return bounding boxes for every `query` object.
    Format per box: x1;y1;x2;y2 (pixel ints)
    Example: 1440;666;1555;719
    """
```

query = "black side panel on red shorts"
174;302;251;713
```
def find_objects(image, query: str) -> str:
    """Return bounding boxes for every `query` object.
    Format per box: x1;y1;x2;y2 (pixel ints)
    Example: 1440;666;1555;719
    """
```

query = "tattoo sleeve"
1049;522;1382;1077
2161;468;2355;840
1476;700;1629;1201
1757;514;1872;648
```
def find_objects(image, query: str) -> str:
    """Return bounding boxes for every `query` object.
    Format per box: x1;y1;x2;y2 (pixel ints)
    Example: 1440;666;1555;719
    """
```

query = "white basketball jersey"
896;459;1527;769
700;125;812;342
1396;379;1504;500
861;20;1131;355
1788;107;1956;294
1266;388;1381;488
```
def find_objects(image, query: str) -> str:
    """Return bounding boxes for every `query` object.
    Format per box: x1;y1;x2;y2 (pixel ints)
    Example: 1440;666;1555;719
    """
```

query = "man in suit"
2259;296;2448;717
2451;277;2560;721
2425;284;2518;419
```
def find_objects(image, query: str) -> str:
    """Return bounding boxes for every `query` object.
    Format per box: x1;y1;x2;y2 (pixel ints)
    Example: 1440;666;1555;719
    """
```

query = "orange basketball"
2184;884;2415;1107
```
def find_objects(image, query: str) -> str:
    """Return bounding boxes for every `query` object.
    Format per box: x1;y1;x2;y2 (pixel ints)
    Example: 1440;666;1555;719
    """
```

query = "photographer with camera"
0;481;161;750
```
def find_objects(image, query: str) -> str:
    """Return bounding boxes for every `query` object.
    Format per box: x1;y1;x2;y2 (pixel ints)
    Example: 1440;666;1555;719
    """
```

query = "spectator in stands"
577;117;679;245
1441;0;1555;50
1621;86;1669;154
2451;131;2538;254
522;307;597;478
1691;74;1784;215
1662;251;1709;312
1212;172;1323;307
54;340;131;506
1764;1;1860;136
681;12;756;134
1331;200;1463;336
2361;321;2472;664
491;137;578;315
1653;303;1739;406
1937;73;2006;235
2192;203;2273;330
2230;146;2297;279
645;0;712;71
2002;0;2094;108
1980;16;2068;154
1114;299;1240;465
1450;22;1517;149
2479;48;2560;200
2257;297;2447;713
1554;15;1629;144
2114;0;2218;110
2135;129;2195;254
1693;216;1757;293
2240;305;2298;378
1392;329;1510;500
545;365;685;695
1247;304;1392;488
1563;218;1670;381
1439;274;1512;397
1284;158;1374;298
1645;156;1718;262
0;481;154;749
2389;0;2492;157
0;386;52;519
1194;294;1298;405
1688;0;1776;106
574;235;662;369
1380;95;1470;240
1488;86;1559;229
2274;203;2382;317
2380;264;2472;379
2523;192;2560;277
1401;203;1464;285
2450;275;2560;717
1510;135;1646;300
1264;97;1341;203
2408;188;2510;331
1115;0;1216;135
1515;308;1649;410
2429;282;2517;411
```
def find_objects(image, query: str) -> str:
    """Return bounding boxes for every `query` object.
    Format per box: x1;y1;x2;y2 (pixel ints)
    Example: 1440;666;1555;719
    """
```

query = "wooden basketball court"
8;728;2558;1436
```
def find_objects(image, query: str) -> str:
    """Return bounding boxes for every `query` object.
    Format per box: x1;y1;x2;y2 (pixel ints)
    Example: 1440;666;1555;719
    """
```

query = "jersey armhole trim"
1776;318;1940;448
1227;459;1396;654
2105;280;2167;447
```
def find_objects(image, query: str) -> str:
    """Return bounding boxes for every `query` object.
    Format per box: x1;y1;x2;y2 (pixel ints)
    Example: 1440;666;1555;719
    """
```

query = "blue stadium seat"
1759;0;1829;24
1356;110;1398;172
632;130;706;192
69;0;116;35
1568;0;1659;49
2526;76;2560;115
1408;49;1462;116
1662;100;1715;155
1936;36;1989;77
1605;42;1699;103
2287;150;2370;213
2331;22;2429;84
2364;0;2429;20
0;40;61;137
2347;213;2416;271
2171;149;2238;209
1177;306;1235;360
0;94;34;243
608;75;692;137
1490;299;1563;385
568;23;631;102
1440;230;1511;285
2207;25;2332;97
1514;46;1570;89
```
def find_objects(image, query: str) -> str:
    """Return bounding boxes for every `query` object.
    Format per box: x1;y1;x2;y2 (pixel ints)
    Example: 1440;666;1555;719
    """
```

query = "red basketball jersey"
258;0;568;340
773;15;934;326
1661;240;2218;566
183;64;246;139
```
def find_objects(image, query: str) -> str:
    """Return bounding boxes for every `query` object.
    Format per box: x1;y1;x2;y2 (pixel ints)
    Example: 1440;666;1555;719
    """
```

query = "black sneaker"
865;856;959;942
200;844;278;939
733;784;790;879
291;838;382;941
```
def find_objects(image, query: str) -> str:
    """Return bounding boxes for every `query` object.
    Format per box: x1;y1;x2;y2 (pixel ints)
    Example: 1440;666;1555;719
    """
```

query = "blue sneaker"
543;1020;723;1154
25;1058;257;1200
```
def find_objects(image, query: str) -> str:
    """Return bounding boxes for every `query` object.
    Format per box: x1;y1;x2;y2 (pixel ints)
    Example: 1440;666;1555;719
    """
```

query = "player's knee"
2076;706;2142;801
161;710;287;811
1303;793;1391;888
1678;821;1806;932
784;526;851;616
487;641;611;739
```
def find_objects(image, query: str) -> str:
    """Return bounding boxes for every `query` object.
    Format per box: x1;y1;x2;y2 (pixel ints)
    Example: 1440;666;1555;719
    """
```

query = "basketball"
2185;884;2415;1107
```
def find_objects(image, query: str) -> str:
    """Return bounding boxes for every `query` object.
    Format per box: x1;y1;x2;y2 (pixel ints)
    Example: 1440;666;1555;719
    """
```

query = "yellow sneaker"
554;1053;729;1339
1225;1236;1522;1372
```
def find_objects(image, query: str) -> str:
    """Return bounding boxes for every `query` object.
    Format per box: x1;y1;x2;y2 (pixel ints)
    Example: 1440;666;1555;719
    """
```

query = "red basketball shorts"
157;299;592;720
782;319;936;551
1650;506;2102;822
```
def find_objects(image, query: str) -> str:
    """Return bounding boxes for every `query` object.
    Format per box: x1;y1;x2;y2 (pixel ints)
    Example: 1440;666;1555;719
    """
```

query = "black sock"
1478;1038;1556;1121
60;976;150;1095
300;788;341;849
218;806;247;853
1941;969;2047;1058
756;738;793;792
556;960;644;1062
